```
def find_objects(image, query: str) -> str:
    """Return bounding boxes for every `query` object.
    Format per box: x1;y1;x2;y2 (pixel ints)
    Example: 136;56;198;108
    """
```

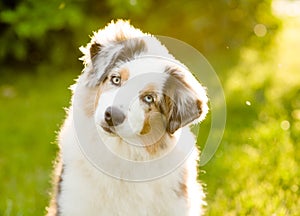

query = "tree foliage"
0;0;280;72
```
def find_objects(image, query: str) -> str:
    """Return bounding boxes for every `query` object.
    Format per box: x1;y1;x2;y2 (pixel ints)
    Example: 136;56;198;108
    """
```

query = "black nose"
104;106;125;127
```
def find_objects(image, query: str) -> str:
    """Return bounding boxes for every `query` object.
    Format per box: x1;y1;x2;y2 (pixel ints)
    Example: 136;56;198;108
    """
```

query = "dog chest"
59;161;188;215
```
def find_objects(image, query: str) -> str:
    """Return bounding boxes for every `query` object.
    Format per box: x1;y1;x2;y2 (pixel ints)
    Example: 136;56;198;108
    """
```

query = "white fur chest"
60;161;188;216
57;113;204;216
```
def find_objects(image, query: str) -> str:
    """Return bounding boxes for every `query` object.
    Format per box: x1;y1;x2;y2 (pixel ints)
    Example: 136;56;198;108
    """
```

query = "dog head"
79;20;208;145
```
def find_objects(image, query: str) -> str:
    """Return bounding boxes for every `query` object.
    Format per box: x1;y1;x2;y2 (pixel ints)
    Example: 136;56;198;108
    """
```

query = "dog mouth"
100;124;116;134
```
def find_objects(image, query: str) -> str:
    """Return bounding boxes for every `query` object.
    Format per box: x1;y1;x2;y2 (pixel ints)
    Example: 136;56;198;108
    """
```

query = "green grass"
1;18;300;215
0;71;74;215
202;18;300;215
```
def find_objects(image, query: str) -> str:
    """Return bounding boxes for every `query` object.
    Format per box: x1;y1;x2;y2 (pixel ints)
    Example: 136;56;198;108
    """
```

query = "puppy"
47;20;208;216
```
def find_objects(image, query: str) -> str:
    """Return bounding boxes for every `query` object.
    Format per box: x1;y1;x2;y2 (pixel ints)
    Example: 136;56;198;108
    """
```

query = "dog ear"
90;42;102;59
82;41;123;87
82;39;146;87
163;68;208;134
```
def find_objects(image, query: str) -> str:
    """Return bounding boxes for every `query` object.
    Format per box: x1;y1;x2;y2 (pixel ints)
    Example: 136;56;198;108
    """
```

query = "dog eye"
143;95;154;104
111;75;121;86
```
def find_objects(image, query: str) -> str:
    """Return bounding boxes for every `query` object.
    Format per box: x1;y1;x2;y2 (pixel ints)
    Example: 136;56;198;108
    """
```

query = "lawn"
202;17;300;215
0;18;299;215
0;71;74;215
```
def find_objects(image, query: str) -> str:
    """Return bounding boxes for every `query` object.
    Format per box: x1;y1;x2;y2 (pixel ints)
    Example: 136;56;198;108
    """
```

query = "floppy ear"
163;68;208;134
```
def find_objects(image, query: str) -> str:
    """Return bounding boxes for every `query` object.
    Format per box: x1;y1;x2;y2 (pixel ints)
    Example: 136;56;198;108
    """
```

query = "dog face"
80;21;208;145
94;59;166;142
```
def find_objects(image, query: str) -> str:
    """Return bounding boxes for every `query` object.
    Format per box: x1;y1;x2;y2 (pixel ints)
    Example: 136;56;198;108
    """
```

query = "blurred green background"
1;0;299;215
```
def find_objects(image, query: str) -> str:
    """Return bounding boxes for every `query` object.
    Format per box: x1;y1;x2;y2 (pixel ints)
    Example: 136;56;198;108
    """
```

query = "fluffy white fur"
47;20;208;216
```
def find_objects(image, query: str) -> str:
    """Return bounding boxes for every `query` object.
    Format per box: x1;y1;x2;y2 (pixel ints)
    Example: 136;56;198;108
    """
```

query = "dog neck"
101;130;176;161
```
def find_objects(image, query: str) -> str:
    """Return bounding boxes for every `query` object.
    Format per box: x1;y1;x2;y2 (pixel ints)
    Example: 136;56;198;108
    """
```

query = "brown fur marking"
139;84;159;136
119;68;130;82
164;66;196;94
90;42;101;59
196;99;203;115
145;139;160;155
83;88;98;117
179;182;188;198
140;116;151;135
144;134;168;155
139;83;171;155
115;29;127;42
163;66;203;133
174;169;188;198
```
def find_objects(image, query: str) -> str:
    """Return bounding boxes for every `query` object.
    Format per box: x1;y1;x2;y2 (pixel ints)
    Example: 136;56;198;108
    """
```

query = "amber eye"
143;95;154;104
111;75;121;86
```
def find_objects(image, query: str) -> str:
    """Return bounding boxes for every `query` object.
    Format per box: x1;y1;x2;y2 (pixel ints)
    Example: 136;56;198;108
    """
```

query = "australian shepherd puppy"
47;20;208;216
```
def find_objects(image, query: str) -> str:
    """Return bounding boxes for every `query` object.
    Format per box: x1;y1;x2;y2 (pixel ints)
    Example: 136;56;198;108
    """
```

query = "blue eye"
111;76;121;86
143;95;154;104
